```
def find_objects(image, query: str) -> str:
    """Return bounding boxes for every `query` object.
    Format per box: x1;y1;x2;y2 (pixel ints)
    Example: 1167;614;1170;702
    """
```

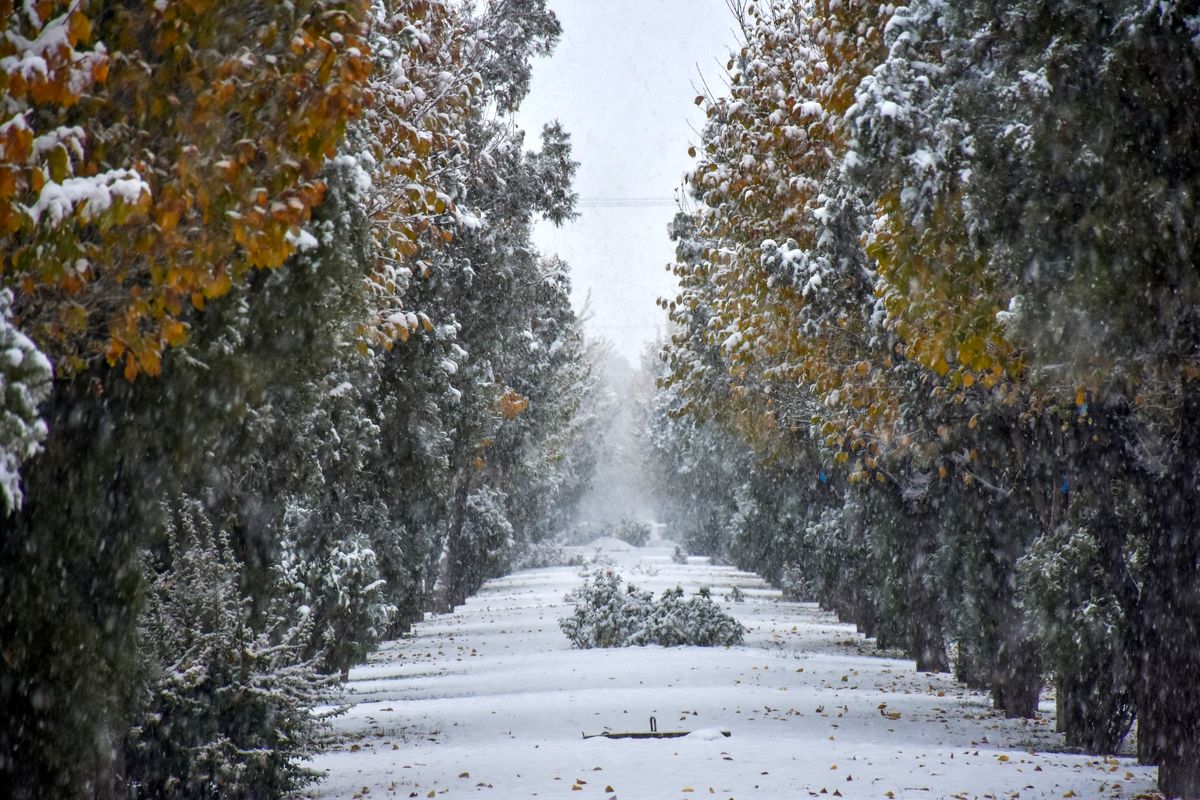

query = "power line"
576;197;679;208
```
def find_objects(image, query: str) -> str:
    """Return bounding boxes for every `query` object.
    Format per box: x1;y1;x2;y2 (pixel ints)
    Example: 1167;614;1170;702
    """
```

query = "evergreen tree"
0;290;52;513
126;501;336;800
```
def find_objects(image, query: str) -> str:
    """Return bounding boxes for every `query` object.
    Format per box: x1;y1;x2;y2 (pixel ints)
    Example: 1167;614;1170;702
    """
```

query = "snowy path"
310;541;1156;800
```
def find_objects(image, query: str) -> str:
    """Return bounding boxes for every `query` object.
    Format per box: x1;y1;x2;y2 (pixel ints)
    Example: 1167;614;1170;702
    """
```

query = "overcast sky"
515;0;740;366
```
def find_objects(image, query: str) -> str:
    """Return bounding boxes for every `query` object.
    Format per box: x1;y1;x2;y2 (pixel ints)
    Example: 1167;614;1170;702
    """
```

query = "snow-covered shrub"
680;587;746;646
671;545;689;564
511;539;583;569
725;585;746;603
0;289;52;514
559;572;744;649
630;586;745;647
278;502;396;678
126;503;337;800
613;518;651;547
629;585;693;646
559;571;650;648
779;563;814;602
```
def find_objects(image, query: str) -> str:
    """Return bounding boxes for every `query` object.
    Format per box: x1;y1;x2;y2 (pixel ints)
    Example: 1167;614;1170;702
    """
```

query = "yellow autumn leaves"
668;0;894;459
1;0;470;381
667;0;1057;475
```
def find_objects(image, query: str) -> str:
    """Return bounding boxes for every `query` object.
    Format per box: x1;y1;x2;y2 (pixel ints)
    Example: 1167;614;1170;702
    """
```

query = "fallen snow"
26;169;149;226
286;226;320;252
310;542;1156;800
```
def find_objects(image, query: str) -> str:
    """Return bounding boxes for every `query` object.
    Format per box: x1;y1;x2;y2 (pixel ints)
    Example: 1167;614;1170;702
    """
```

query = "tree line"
647;1;1200;797
0;1;601;797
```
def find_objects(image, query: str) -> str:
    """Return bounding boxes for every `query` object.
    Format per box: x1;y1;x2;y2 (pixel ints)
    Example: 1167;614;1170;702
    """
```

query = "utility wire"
576;197;679;208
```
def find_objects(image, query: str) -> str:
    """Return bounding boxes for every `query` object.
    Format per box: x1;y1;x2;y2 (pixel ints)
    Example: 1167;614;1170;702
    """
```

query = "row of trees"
648;1;1200;797
0;1;601;798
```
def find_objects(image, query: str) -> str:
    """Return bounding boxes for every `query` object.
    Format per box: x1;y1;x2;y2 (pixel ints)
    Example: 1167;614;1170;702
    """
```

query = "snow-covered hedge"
559;571;744;649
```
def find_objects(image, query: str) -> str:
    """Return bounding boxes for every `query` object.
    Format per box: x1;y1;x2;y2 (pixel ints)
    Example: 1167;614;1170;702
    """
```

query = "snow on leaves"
2;0;373;379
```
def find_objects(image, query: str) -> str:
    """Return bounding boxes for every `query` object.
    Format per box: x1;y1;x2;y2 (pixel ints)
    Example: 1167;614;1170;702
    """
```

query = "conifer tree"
126;501;336;800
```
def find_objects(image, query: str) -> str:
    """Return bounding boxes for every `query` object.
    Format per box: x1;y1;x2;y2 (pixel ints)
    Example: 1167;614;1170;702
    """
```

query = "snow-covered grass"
310;541;1157;800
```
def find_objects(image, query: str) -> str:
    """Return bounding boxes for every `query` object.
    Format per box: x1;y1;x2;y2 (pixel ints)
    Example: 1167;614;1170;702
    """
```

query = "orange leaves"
161;319;187;348
498;390;530;420
1;3;104;193
66;10;93;53
1;2;103;108
1;0;375;380
665;1;900;460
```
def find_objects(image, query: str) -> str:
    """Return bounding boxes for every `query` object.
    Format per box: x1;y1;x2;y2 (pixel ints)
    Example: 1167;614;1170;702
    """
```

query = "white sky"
515;0;740;365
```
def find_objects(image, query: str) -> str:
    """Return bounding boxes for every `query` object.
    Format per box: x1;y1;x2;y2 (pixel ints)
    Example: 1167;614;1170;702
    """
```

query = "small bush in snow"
725;585;746;603
779;562;813;602
511;539;583;569
613;518;651;547
671;545;688;565
559;572;744;649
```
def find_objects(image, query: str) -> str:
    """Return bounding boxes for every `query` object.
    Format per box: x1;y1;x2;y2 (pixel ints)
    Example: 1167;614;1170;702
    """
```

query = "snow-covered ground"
310;541;1157;800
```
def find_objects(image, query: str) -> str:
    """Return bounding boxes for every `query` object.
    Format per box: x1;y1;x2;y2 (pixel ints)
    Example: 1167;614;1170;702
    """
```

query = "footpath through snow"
311;540;1157;800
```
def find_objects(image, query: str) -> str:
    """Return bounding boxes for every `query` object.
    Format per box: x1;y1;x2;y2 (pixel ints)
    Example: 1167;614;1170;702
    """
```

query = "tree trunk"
856;611;877;641
1139;425;1200;797
1160;743;1200;800
1137;707;1160;766
992;618;1041;718
954;642;992;690
911;614;949;673
909;525;948;673
435;477;472;612
992;668;1041;719
1119;389;1200;797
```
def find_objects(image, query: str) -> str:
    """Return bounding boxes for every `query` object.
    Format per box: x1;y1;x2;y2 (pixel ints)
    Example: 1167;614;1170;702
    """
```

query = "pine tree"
126;501;336;800
0;290;52;513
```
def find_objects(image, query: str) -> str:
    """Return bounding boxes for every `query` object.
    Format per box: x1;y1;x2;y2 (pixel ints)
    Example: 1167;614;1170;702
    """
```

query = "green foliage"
612;519;651;547
559;572;745;649
126;503;337;800
1018;522;1136;752
0;289;52;513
